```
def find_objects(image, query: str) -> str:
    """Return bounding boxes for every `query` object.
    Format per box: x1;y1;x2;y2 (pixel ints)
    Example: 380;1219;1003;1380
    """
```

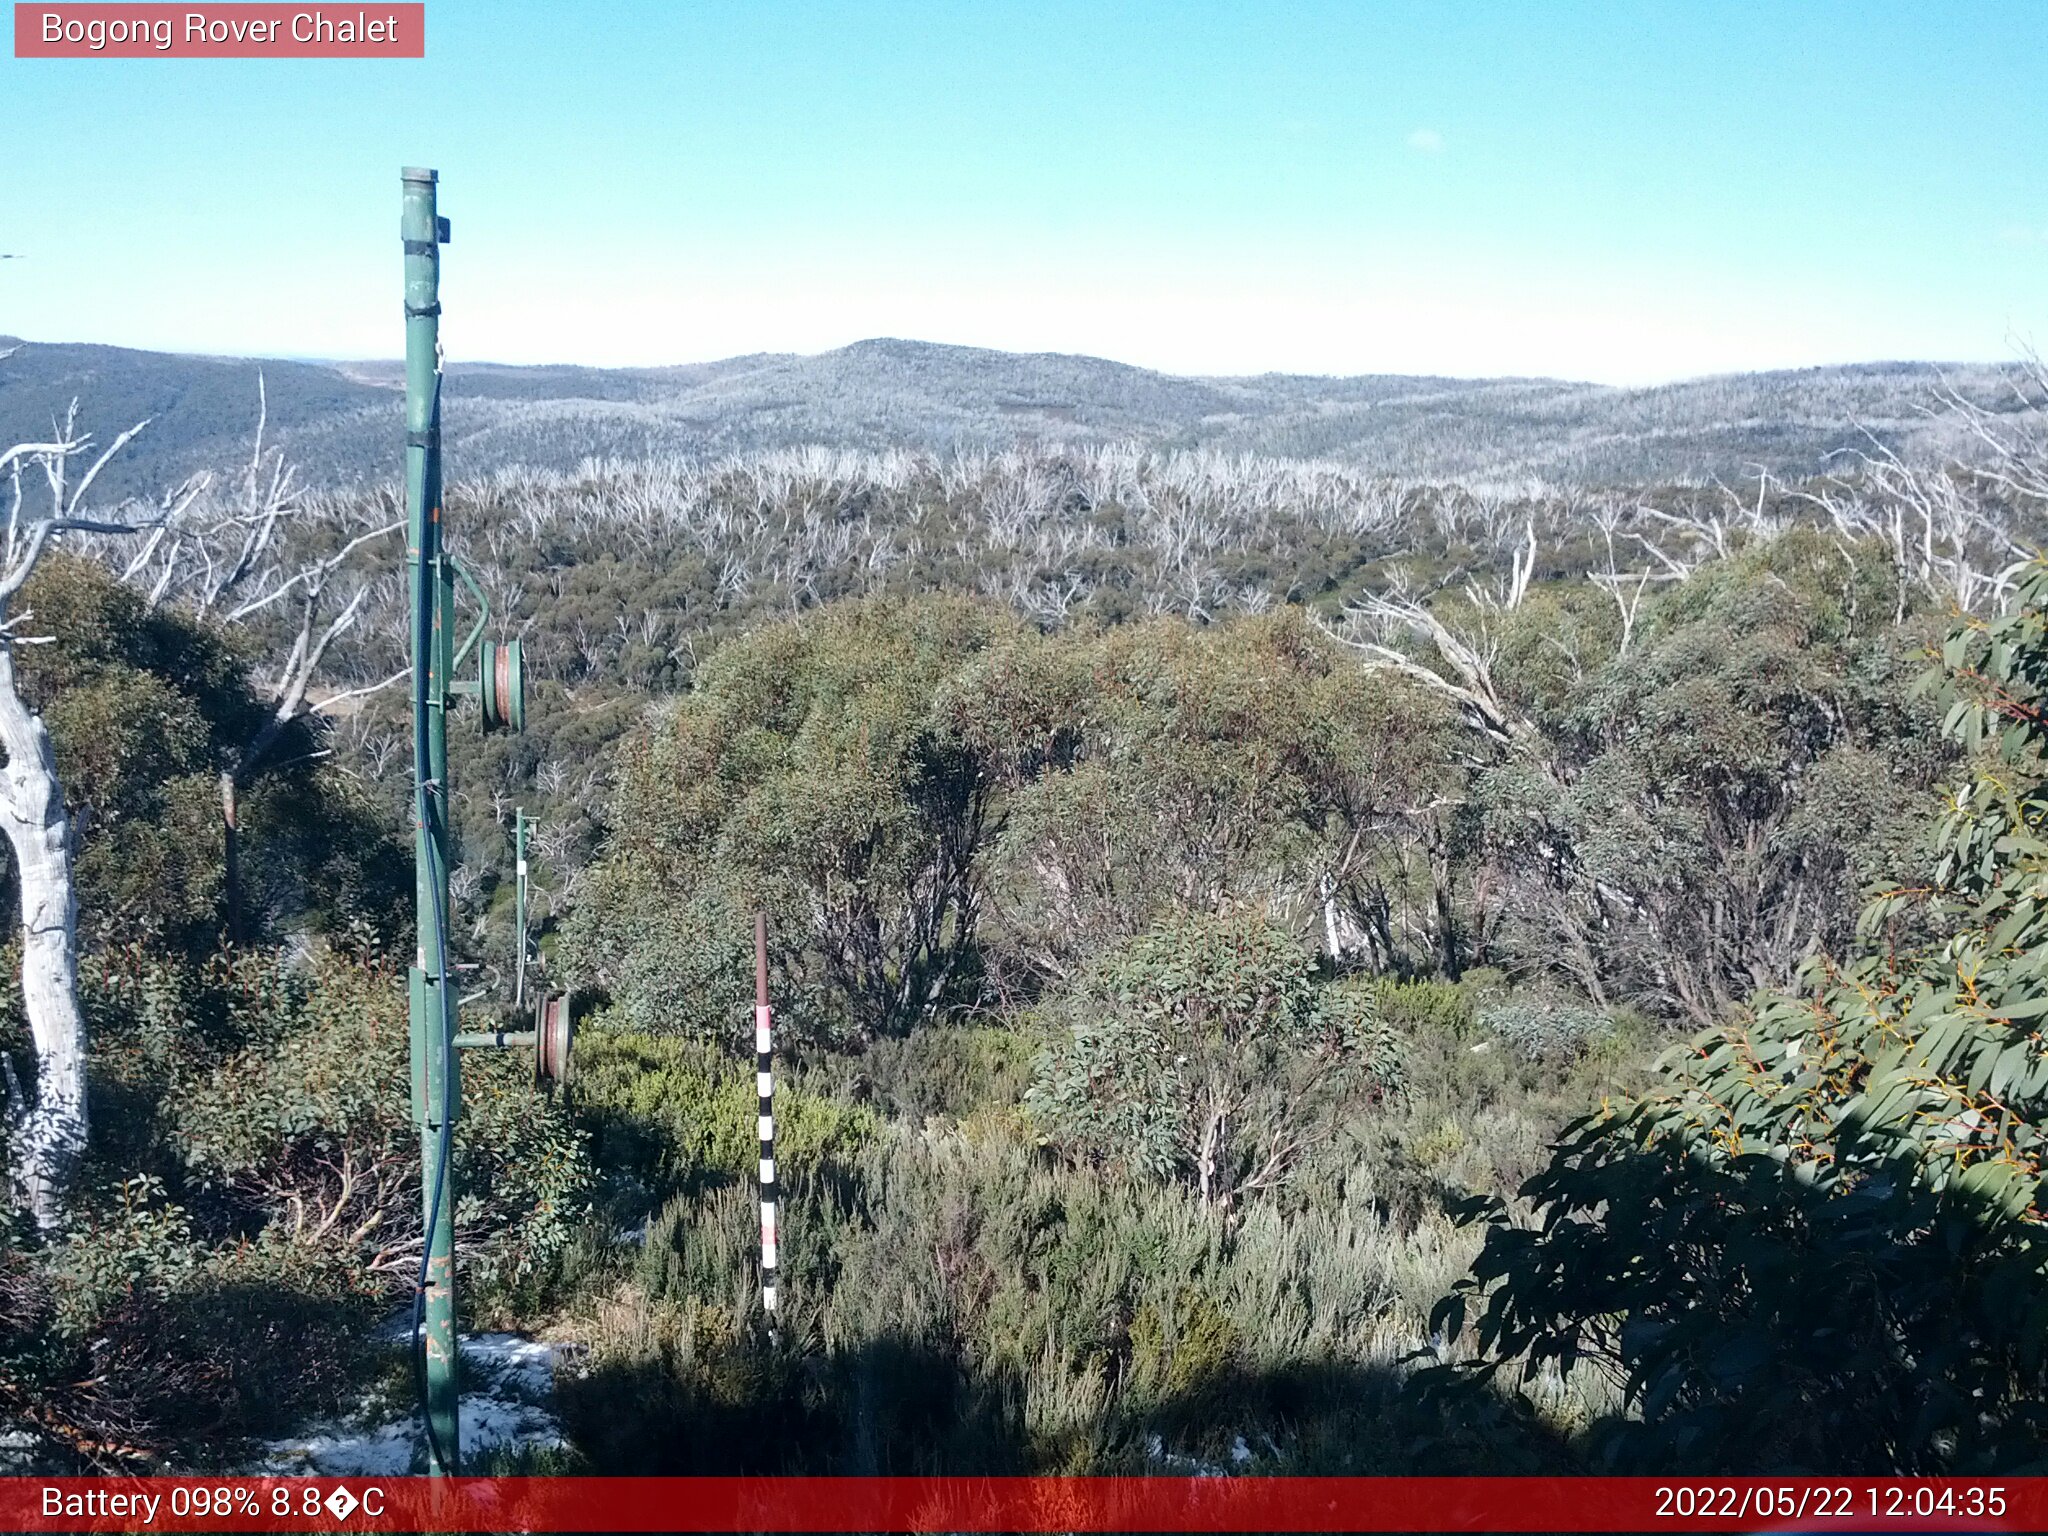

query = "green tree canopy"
1476;533;1946;1021
567;595;1018;1044
5;556;406;952
958;609;1463;991
1431;560;2048;1472
1026;909;1403;1208
567;597;1461;1043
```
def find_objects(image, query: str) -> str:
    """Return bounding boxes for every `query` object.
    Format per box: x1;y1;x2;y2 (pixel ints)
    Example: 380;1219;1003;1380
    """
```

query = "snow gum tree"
1427;558;2048;1471
0;426;152;1228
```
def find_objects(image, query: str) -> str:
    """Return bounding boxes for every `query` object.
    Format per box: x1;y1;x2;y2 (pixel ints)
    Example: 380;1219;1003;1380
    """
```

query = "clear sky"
1;0;2042;384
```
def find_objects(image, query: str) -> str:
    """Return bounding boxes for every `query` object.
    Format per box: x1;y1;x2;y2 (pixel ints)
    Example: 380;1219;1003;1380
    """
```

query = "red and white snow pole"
754;912;779;1335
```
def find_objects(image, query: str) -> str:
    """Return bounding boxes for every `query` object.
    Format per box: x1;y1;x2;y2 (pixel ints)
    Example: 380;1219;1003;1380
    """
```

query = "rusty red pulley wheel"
479;639;525;733
535;991;573;1088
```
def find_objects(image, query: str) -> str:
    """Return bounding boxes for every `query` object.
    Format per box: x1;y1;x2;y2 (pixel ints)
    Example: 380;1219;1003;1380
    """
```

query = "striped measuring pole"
754;912;779;1336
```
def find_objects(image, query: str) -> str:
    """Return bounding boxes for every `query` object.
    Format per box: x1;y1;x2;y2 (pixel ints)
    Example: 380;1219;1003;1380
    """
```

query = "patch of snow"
1145;1428;1280;1476
1144;1433;1229;1477
0;1429;48;1475
256;1333;568;1476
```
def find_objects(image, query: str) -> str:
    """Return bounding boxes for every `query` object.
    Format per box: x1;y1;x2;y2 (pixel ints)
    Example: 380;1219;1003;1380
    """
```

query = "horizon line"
0;329;2008;395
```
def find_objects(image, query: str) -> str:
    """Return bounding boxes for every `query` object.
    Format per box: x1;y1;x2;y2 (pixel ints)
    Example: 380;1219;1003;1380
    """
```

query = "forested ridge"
1;335;2029;498
2;359;2047;1474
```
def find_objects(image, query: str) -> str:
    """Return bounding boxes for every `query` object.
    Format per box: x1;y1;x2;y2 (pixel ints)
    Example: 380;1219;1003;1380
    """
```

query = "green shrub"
557;1124;1575;1476
1477;997;1614;1062
2;942;595;1460
1126;1286;1240;1415
969;611;1464;991
167;952;410;1179
7;1172;385;1461
820;1024;1035;1123
1375;977;1476;1039
456;1050;594;1298
565;597;1016;1044
28;943;588;1327
571;1025;880;1199
42;1176;200;1335
1409;1118;1469;1170
1027;910;1404;1206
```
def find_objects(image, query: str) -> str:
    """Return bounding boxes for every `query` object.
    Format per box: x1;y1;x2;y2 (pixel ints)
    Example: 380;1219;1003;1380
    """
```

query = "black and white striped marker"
754;913;778;1331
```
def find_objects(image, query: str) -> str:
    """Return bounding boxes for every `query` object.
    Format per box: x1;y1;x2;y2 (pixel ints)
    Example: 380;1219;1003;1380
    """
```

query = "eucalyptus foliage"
1473;534;1944;1022
1477;999;1615;1063
3;555;407;952
1027;911;1404;1207
566;596;1011;1044
1429;563;2048;1472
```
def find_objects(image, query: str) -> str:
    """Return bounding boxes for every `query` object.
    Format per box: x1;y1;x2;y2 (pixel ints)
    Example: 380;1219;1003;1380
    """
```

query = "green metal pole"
402;165;460;1477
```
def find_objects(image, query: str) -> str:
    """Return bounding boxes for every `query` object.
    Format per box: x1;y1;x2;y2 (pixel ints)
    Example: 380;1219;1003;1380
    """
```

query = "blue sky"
2;0;2042;383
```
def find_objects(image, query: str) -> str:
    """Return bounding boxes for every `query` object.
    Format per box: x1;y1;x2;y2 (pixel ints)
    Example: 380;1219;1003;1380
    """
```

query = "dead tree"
110;380;404;940
1330;571;1536;750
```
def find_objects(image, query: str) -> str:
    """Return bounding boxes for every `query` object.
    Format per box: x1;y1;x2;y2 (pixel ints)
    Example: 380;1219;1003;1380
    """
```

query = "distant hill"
0;334;2016;499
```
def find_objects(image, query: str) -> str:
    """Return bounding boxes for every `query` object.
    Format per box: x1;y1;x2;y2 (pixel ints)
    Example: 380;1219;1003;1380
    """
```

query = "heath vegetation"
2;353;2046;1473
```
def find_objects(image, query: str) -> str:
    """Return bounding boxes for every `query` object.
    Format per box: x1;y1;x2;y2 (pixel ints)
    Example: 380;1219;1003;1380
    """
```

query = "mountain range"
0;334;2014;499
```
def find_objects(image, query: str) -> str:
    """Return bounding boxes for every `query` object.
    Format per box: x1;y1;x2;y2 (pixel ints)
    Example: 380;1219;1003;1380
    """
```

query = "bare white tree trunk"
0;423;154;1228
0;640;84;1229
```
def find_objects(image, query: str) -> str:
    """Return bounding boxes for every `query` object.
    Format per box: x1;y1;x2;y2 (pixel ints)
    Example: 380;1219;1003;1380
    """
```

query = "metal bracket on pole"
449;555;490;673
453;809;572;1089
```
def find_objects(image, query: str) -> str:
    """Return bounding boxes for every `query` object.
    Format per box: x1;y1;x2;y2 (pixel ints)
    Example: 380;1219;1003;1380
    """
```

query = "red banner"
12;4;424;57
0;1476;2038;1532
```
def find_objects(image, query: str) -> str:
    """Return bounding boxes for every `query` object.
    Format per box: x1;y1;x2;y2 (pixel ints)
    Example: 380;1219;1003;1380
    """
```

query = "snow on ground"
0;1430;46;1474
1145;1431;1275;1475
256;1332;569;1476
